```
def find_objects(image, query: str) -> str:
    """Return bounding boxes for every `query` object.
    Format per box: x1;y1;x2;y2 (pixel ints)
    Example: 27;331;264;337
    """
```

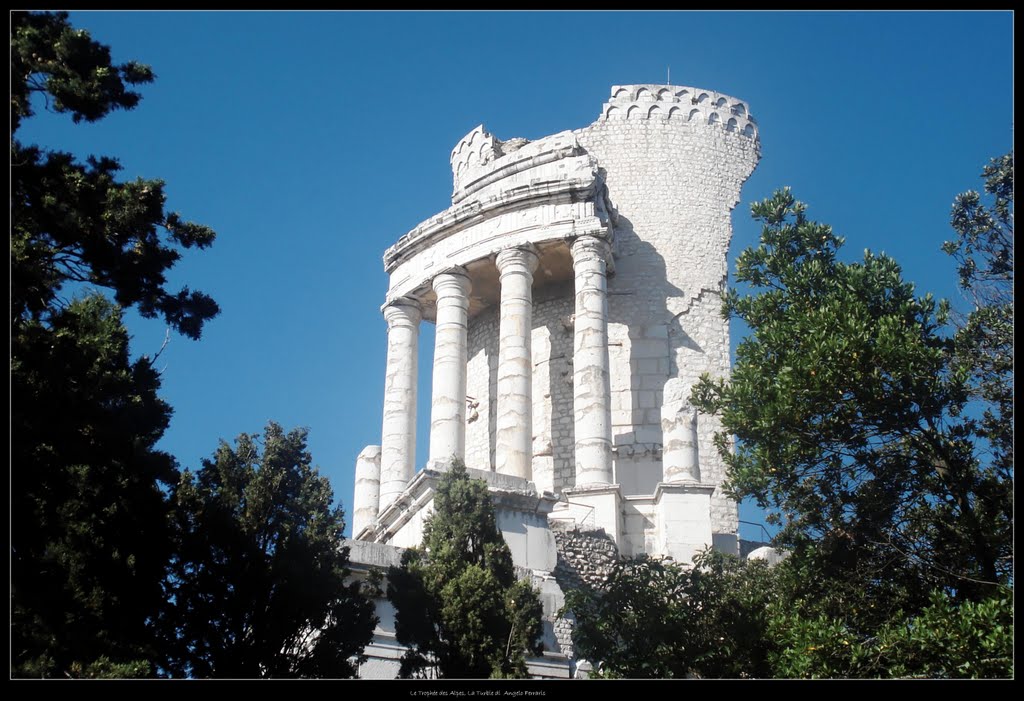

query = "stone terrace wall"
549;523;622;660
551;523;621;593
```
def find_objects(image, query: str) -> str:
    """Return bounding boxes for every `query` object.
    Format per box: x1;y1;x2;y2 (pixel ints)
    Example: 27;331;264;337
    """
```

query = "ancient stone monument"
350;84;760;678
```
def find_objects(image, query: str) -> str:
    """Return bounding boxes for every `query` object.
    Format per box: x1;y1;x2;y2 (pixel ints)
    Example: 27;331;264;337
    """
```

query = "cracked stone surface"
495;246;539;480
379;300;420;509
428;269;471;466
355;84;763;678
353;445;381;536
571;236;614;485
661;377;701;483
370;83;760;554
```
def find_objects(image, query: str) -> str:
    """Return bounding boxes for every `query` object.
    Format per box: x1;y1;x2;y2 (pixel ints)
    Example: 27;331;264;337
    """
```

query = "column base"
425;457;457;472
652;481;715;566
561;483;622;548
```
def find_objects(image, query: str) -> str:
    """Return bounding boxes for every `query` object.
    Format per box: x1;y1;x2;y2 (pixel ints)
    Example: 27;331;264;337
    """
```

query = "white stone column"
429;268;472;468
379;298;421;510
353;445;381;538
662;377;701;482
495;245;539;480
571;236;614;485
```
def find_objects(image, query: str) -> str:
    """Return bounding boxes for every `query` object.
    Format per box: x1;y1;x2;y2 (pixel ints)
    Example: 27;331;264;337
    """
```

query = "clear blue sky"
18;10;1013;542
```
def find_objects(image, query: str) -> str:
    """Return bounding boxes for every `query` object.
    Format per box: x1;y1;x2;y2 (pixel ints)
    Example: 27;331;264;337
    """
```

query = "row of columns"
375;235;614;515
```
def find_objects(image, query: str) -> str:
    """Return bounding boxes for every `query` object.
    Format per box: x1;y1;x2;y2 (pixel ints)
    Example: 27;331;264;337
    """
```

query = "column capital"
383;297;422;328
570;235;612;266
495;244;540;276
432;267;472;298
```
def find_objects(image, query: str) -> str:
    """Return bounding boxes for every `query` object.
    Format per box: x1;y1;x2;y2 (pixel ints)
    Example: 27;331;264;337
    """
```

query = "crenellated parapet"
450;126;538;202
600;84;759;143
450;125;498;195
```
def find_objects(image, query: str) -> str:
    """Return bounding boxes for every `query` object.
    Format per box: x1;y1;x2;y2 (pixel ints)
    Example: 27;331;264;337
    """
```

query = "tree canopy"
691;185;1012;607
11;11;220;677
565;550;777;678
11;10;219;340
944;152;1013;501
158;423;377;678
386;461;544;679
11;296;177;677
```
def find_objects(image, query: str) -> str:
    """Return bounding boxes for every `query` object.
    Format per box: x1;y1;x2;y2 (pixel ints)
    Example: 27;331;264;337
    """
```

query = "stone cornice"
384;129;608;278
562;482;622;499
383;173;601;274
652;481;716;503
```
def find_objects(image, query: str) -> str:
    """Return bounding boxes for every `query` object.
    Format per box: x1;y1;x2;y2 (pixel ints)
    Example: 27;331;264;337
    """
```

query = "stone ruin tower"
348;84;759;677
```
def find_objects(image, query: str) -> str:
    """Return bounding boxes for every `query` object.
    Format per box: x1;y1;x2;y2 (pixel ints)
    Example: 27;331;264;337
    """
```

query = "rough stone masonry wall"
573;88;759;537
551;524;621;593
550;523;622;659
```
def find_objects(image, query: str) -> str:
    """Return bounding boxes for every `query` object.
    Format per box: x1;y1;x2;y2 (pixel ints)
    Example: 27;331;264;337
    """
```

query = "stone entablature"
382;130;611;317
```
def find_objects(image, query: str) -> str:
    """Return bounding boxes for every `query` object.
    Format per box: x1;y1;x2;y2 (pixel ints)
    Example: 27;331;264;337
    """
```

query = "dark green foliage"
11;10;219;340
66;657;153;680
743;550;1012;678
11;11;219;676
11;10;153;132
568;548;1012;679
944;153;1013;301
679;179;1012;678
944;152;1013;506
159;423;377;678
564;550;777;678
767;586;1013;678
12;297;175;677
386;461;543;679
691;187;1010;604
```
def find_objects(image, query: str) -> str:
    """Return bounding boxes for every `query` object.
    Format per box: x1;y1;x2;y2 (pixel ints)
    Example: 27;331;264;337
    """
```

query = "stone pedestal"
491;487;558;572
495;245;539;480
429;268;471;469
653;482;714;565
353;445;382;538
571;236;614;486
379;298;421;510
563;483;622;547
